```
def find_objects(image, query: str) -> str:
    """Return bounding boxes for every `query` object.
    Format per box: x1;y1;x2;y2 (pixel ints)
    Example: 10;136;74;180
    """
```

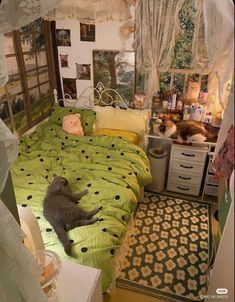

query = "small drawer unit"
204;157;219;196
167;144;207;196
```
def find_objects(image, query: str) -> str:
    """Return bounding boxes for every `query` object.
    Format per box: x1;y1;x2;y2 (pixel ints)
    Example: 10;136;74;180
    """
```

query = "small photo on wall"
76;63;91;80
60;54;69;68
62;78;77;99
80;22;95;42
56;29;71;46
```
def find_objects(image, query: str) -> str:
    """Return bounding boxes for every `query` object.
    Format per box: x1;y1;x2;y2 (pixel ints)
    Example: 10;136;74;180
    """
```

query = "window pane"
6;56;19;76
39;70;49;84
160;72;171;93
4;34;15;55
24;53;37;72
40;82;50;97
7;77;23;95
37;51;47;67
201;75;208;92
173;73;185;93
0;91;11;129
11;94;28;131
29;87;42;121
21;39;31;53
26;70;39;88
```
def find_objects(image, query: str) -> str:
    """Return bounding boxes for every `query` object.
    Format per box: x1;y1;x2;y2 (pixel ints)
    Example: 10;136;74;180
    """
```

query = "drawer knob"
178;175;191;180
177;186;189;191
180;164;193;169
182;152;195;157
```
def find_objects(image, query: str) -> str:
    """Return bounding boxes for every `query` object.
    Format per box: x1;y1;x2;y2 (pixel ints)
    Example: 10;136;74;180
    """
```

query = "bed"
11;102;152;292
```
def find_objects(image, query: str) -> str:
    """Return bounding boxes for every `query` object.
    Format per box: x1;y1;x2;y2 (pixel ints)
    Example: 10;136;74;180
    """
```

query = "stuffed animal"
62;114;84;136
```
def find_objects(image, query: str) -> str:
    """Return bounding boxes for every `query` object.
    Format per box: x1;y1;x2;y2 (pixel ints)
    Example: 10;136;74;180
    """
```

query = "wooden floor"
103;287;170;302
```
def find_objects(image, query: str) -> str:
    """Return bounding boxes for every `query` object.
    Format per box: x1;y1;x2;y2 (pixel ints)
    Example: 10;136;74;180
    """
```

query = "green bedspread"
11;121;152;292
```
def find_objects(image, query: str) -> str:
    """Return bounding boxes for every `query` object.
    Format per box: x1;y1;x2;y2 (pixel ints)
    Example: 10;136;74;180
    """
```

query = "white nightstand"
55;261;102;302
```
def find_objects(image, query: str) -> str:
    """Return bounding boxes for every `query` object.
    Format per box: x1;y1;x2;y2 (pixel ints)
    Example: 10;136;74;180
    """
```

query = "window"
0;19;54;135
159;0;209;94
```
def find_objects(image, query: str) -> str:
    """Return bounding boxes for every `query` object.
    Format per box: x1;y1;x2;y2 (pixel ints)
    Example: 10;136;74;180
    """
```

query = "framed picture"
56;29;71;46
80;22;95;42
93;50;135;104
60;54;69;68
62;78;77;99
76;64;91;80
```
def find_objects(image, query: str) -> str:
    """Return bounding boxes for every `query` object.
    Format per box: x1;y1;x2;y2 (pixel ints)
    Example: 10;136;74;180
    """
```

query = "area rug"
116;192;212;302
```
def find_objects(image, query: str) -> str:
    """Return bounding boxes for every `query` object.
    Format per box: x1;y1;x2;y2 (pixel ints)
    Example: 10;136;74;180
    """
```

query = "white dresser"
167;144;208;196
56;261;102;302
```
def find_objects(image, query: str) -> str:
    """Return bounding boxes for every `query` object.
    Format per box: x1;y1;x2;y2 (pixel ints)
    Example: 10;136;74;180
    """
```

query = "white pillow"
93;106;150;136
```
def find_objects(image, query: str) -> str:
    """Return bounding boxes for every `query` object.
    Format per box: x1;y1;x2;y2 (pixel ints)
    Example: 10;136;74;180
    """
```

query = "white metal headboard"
54;82;129;109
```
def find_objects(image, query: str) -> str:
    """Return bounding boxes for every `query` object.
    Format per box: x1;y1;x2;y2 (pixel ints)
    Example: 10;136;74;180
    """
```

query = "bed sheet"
11;121;152;292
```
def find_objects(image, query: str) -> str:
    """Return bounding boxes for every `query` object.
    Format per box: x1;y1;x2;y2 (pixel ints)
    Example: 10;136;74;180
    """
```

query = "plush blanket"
11;121;152;291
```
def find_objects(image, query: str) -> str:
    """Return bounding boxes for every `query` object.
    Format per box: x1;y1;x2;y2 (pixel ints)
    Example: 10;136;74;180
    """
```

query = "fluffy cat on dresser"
158;120;215;143
43;175;100;255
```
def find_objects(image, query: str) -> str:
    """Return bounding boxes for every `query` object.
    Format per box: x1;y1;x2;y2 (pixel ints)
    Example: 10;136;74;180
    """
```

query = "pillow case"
92;128;139;144
49;104;96;135
93;106;151;136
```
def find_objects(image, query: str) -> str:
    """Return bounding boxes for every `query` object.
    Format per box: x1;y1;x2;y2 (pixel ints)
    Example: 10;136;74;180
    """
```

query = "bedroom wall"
56;9;134;107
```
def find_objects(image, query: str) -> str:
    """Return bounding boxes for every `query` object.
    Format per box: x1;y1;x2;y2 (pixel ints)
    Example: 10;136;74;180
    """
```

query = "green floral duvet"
11;121;152;292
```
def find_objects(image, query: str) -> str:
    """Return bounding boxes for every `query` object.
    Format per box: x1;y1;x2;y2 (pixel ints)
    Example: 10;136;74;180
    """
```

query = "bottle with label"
194;105;203;121
167;96;172;109
204;112;213;124
176;99;183;110
190;104;195;120
171;94;177;109
183;105;190;120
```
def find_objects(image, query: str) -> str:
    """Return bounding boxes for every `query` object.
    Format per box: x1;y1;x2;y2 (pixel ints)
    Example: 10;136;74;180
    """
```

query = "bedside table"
55;261;102;302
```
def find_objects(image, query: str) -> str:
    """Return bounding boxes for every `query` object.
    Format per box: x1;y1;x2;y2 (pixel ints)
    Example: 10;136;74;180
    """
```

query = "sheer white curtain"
45;0;132;23
133;0;184;98
0;0;62;87
203;0;234;158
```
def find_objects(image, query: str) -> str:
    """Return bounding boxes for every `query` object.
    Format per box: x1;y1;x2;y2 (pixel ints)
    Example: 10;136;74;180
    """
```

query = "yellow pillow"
92;128;139;144
93;106;150;136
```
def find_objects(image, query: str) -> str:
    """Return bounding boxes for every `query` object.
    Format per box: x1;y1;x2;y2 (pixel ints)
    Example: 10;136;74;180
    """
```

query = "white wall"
56;12;134;106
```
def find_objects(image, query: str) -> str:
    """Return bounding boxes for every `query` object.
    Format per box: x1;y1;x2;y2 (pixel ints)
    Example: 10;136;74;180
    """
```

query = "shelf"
146;134;217;147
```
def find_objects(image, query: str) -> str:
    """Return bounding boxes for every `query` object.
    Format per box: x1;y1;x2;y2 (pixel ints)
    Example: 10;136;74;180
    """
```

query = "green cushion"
48;104;96;135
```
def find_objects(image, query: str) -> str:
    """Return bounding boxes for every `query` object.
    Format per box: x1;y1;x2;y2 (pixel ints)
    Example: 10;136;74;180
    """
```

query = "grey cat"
43;175;100;255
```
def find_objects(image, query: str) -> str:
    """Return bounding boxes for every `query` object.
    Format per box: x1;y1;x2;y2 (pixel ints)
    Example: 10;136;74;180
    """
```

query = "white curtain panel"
133;0;184;97
203;0;234;158
0;0;62;87
0;199;47;302
44;0;132;23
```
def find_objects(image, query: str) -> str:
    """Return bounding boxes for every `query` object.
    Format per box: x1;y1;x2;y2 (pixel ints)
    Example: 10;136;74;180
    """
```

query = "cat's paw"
64;243;72;256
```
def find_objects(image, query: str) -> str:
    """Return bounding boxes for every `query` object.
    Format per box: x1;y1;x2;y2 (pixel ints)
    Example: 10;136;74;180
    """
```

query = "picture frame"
76;63;91;80
60;54;69;68
93;50;135;105
56;29;71;46
62;78;77;99
80;22;95;42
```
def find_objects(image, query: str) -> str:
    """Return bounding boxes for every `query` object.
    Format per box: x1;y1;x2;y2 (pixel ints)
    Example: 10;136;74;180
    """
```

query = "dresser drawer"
168;170;202;186
171;144;207;163
167;180;200;196
169;158;205;174
205;184;218;196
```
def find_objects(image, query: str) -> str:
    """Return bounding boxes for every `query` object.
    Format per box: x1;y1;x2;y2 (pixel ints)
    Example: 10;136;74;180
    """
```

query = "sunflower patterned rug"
116;192;212;302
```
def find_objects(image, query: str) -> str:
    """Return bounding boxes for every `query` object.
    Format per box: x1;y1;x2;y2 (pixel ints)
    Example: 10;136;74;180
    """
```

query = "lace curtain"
203;0;234;158
45;0;132;23
0;0;62;87
133;0;185;97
